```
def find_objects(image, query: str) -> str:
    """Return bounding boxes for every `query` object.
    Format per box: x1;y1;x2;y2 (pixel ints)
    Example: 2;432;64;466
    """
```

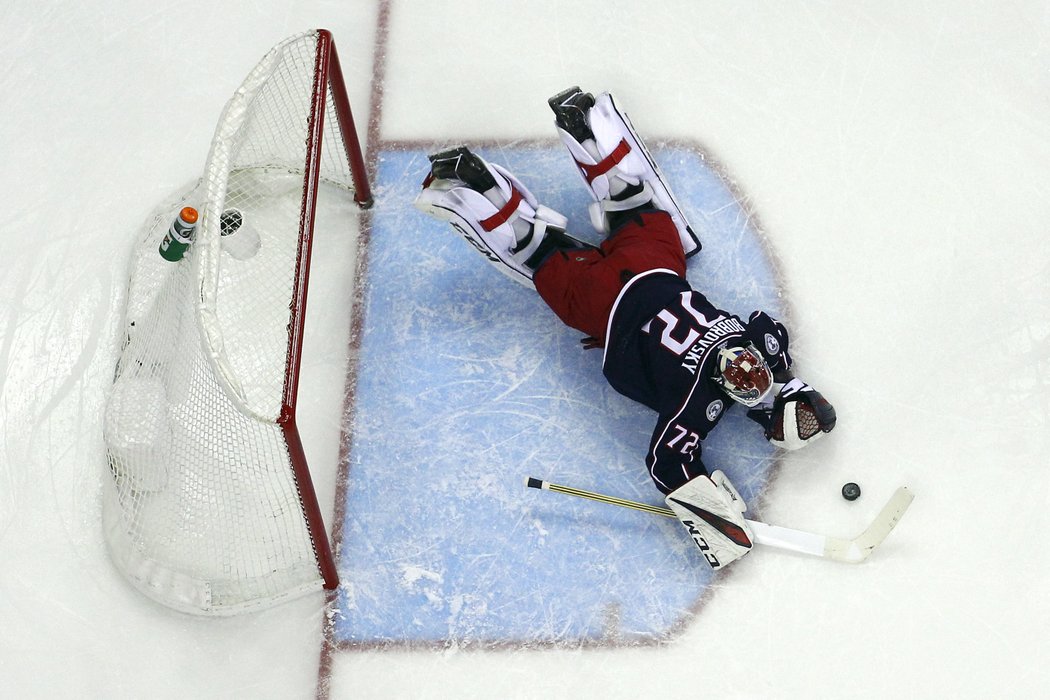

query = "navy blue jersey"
602;270;792;494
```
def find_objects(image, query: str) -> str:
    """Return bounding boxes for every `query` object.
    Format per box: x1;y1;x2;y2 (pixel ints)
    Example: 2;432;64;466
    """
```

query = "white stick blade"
825;487;915;563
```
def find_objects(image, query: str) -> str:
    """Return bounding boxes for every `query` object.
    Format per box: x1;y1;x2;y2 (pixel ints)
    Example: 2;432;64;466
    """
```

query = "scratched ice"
333;144;785;646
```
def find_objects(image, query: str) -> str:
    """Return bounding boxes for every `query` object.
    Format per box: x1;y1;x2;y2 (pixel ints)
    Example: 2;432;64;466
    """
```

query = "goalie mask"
713;342;773;408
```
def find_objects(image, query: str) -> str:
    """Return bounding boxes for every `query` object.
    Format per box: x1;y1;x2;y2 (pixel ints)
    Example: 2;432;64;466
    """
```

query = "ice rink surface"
1;1;1048;698
334;142;784;648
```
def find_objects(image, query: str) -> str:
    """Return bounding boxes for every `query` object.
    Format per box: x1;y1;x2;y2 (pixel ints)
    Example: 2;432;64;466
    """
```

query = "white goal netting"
103;29;366;615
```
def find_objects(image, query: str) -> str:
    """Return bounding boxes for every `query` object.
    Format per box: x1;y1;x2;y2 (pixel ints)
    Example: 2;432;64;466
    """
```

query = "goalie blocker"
665;471;753;570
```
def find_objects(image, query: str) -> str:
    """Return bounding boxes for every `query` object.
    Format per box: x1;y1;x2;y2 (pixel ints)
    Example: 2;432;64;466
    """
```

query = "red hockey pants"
533;211;687;343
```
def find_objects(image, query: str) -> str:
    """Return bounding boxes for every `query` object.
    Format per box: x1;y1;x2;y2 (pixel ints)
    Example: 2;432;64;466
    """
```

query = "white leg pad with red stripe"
415;161;568;288
555;92;701;256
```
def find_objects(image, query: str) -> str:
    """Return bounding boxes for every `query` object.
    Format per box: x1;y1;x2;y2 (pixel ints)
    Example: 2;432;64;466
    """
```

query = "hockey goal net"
103;29;370;615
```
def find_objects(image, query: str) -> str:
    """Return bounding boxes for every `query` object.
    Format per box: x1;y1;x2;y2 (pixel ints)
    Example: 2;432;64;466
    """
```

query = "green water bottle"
159;207;199;262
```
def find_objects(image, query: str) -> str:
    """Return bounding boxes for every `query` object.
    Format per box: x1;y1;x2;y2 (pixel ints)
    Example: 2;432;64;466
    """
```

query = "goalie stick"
525;477;914;564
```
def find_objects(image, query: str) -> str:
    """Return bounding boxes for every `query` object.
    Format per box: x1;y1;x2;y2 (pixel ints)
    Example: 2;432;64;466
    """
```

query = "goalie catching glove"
747;377;836;450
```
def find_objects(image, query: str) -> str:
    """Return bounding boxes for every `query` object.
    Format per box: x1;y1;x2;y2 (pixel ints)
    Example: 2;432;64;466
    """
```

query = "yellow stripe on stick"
529;478;676;518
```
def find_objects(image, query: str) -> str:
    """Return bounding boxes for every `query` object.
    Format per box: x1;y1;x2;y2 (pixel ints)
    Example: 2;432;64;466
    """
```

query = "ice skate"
427;146;498;192
548;86;596;142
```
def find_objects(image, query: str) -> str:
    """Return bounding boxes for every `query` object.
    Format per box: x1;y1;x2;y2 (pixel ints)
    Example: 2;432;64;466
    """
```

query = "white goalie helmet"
713;342;774;408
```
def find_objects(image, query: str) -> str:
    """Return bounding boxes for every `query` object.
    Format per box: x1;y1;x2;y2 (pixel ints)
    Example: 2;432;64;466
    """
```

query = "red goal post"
103;29;370;615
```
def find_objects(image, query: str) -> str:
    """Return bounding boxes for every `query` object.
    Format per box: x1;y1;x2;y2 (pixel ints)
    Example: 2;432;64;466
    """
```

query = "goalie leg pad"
665;470;753;570
415;149;588;288
552;89;701;256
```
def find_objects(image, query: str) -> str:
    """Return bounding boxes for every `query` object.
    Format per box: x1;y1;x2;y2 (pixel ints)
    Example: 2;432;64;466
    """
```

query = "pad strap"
480;187;525;232
577;138;631;184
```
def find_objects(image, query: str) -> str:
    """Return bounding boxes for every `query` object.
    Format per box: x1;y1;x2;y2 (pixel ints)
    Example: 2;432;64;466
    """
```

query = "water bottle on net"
158;207;199;262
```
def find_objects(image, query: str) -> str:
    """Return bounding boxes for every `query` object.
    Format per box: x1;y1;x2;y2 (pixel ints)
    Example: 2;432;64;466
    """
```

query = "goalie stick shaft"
525;476;677;517
524;476;913;564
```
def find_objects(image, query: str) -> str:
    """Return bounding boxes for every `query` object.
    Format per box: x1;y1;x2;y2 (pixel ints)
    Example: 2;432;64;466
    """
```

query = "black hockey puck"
841;482;861;501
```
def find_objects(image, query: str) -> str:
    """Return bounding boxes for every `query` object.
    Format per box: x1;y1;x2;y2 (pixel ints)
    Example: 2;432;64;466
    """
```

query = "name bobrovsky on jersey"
681;317;746;376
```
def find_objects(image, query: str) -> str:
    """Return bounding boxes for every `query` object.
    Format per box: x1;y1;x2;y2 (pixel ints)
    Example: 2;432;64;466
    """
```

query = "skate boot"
548;86;596;142
549;86;701;256
427;146;498;191
415;146;593;288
